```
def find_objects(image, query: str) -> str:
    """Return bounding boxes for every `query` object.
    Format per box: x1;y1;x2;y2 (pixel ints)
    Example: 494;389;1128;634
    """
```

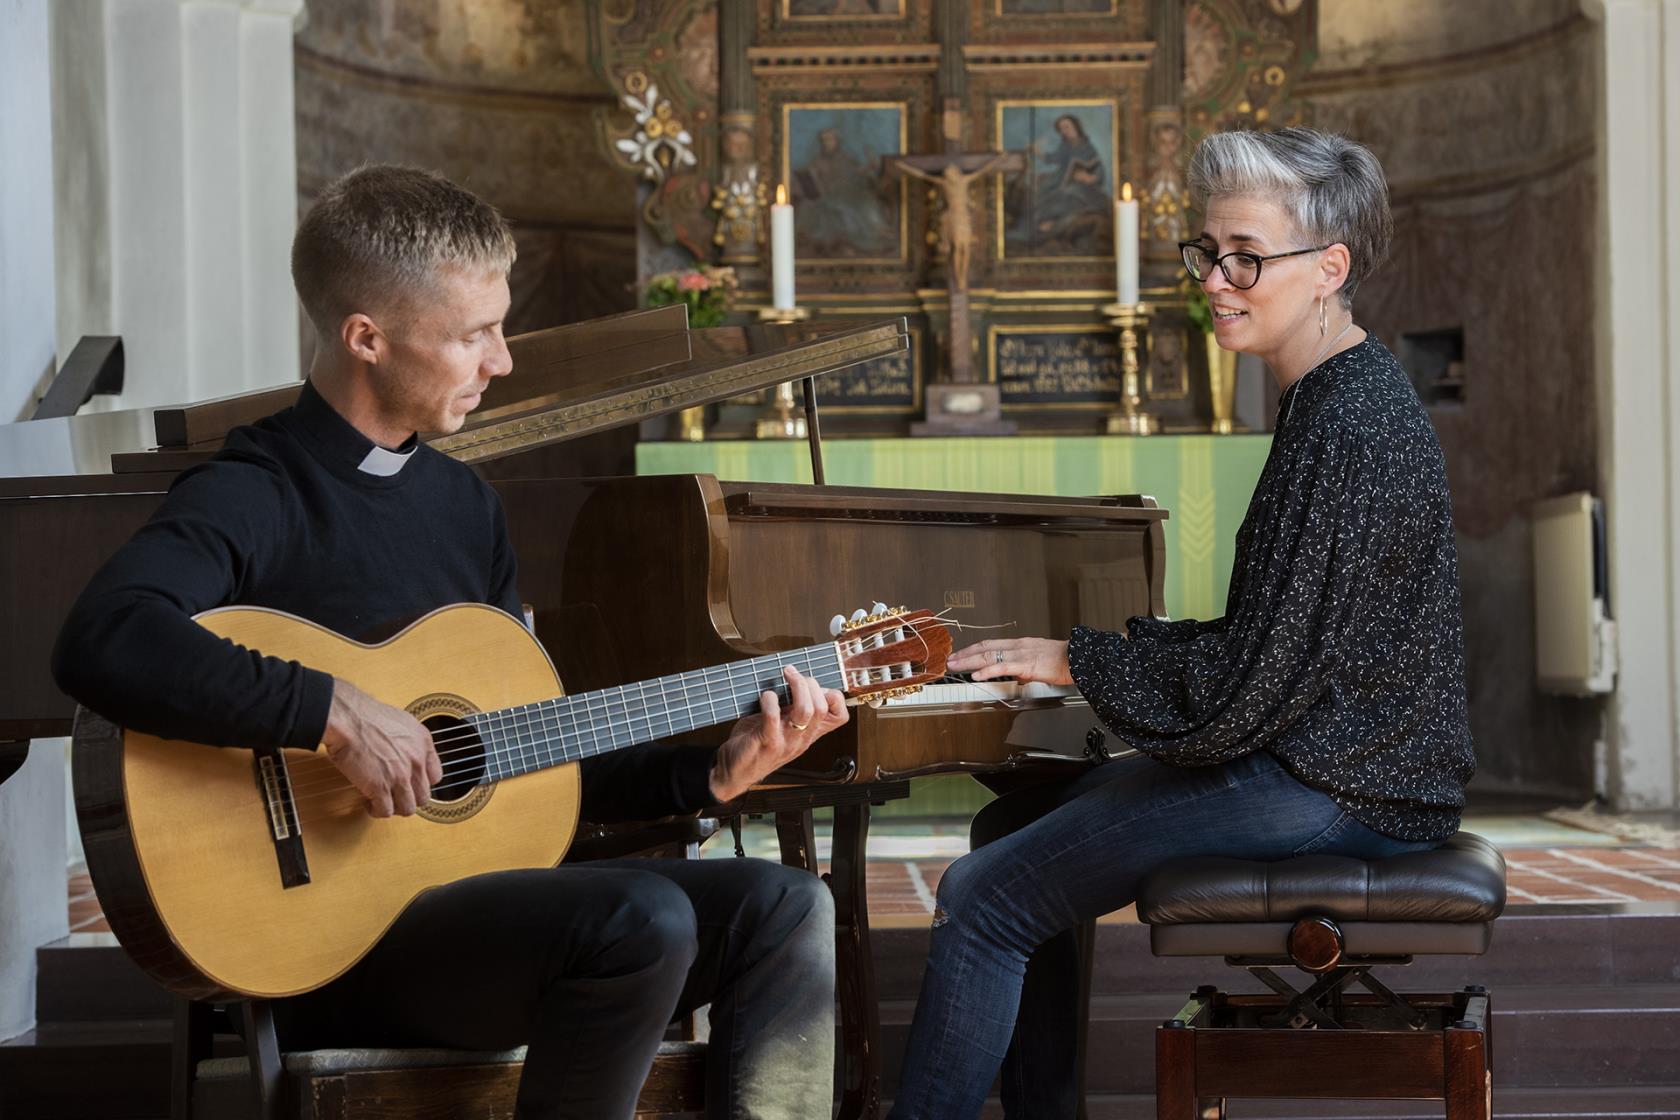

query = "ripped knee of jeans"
931;905;949;928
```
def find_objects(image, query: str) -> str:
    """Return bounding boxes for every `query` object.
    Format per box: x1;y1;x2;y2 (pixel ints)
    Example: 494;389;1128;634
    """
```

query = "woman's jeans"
886;749;1436;1120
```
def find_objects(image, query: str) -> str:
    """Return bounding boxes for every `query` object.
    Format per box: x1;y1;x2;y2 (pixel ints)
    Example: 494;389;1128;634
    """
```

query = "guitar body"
73;604;580;1001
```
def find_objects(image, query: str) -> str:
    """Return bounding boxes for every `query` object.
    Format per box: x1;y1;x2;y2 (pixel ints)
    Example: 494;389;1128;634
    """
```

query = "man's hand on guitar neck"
323;678;443;818
708;665;848;803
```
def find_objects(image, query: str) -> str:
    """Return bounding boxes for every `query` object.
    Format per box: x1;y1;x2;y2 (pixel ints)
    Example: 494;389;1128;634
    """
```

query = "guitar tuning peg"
871;601;890;616
850;607;869;623
829;614;847;637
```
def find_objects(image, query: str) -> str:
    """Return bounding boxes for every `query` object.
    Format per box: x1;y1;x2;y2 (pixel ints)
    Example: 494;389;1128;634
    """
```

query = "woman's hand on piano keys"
948;638;1074;687
708;665;849;803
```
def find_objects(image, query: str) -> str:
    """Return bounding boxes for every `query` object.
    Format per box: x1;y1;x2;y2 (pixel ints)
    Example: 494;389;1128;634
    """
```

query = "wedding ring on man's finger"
791;722;809;732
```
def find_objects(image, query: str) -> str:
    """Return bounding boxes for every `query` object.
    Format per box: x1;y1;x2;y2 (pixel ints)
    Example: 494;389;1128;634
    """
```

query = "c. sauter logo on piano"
943;590;976;609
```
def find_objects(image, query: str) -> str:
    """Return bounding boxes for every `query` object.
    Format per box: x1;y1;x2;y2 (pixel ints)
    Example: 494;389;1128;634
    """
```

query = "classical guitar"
72;602;949;1001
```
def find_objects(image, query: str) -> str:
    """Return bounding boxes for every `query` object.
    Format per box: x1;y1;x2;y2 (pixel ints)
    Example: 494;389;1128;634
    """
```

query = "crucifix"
888;149;1026;434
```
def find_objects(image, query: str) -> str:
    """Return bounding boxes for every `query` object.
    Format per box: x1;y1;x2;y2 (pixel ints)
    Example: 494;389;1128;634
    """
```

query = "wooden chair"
1138;832;1507;1119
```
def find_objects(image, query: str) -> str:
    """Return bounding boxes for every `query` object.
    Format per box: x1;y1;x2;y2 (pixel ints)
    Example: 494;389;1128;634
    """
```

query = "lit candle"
771;183;795;312
1115;181;1139;306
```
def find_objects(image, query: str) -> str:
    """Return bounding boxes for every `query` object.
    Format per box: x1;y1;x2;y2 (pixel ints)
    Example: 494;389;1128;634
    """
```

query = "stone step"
878;985;1680;1095
35;934;171;1023
966;1084;1680;1118
0;1019;170;1120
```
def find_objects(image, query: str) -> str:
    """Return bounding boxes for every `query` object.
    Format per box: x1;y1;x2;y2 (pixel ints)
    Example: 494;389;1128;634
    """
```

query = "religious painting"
996;0;1117;13
781;103;906;263
782;0;904;17
995;100;1117;260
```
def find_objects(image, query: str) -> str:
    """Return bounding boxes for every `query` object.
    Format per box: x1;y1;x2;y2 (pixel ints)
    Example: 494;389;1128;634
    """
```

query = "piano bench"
1136;831;1507;1120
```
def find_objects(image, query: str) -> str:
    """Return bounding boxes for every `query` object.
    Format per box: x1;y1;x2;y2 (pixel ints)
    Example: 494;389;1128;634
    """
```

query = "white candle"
1115;181;1139;306
771;183;795;311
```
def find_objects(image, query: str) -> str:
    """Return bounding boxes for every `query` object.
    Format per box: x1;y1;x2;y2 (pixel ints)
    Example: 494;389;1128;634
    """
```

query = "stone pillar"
54;0;305;411
1584;0;1680;810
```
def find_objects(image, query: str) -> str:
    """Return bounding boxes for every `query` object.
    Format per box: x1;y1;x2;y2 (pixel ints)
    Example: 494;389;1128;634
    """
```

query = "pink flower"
677;272;712;292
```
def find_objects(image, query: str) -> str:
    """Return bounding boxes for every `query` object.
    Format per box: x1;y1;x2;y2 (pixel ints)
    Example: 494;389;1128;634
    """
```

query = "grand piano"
0;305;1169;1118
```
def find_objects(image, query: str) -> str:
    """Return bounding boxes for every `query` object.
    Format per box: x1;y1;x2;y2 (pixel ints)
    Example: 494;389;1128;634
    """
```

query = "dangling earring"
1318;296;1327;336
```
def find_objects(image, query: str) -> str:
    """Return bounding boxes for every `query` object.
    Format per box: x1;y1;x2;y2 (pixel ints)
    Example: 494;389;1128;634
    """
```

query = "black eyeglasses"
1178;241;1329;290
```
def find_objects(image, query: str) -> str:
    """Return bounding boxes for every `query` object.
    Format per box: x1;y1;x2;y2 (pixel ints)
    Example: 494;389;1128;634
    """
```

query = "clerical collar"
292;379;419;482
356;442;416;476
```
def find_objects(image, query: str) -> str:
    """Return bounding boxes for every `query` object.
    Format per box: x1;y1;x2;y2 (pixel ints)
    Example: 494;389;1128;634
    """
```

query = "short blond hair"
291;165;517;334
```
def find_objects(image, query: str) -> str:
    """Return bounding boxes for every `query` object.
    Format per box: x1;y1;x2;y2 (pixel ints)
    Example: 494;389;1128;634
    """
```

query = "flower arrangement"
643;265;739;328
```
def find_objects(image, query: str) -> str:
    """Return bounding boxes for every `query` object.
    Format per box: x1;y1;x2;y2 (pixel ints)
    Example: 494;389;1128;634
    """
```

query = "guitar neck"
464;643;845;781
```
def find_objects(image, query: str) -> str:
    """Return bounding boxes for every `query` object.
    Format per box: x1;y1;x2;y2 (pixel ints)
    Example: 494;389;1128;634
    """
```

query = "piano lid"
0;305;908;477
145;304;906;463
432;307;906;465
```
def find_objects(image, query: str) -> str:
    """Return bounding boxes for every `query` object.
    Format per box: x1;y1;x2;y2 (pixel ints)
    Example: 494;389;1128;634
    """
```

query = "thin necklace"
1283;320;1356;427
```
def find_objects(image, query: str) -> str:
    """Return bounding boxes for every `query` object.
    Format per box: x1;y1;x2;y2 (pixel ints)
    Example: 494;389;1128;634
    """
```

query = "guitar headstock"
833;607;952;706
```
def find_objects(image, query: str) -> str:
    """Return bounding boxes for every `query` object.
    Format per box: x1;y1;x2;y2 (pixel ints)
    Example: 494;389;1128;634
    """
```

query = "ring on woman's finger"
992;650;1005;664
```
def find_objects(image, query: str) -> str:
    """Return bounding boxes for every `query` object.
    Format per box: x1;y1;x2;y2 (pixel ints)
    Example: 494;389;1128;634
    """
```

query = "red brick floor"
67;847;1680;934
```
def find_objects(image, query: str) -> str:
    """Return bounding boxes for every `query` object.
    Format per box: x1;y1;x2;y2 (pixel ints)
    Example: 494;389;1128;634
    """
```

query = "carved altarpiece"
588;0;1317;435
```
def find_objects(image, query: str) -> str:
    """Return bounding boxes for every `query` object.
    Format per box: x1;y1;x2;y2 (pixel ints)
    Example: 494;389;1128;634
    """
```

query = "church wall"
1;0;59;421
0;0;71;1041
1301;6;1602;799
293;0;639;339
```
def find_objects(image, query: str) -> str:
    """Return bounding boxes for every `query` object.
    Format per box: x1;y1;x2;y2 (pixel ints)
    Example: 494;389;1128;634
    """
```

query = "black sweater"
52;381;716;823
1067;338;1475;841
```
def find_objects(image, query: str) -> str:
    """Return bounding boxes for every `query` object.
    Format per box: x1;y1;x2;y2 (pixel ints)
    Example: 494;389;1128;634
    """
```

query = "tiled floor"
67;812;1680;934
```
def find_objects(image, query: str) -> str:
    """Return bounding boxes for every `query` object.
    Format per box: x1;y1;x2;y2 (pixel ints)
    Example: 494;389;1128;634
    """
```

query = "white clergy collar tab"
357;443;416;477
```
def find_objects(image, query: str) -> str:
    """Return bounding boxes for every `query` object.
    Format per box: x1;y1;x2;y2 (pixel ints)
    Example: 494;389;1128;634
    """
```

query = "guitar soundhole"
423;714;485;804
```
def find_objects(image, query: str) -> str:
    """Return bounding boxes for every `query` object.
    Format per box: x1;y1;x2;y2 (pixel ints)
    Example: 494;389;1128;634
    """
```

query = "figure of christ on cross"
889;150;1025;387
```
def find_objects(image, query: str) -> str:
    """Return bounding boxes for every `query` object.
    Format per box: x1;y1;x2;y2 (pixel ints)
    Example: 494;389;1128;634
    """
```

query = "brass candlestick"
1102;301;1160;435
1204;332;1242;434
754;305;811;440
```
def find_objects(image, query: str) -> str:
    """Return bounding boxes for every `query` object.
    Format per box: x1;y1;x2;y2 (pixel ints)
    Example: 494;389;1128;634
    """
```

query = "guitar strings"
282;616;944;818
281;646;842;806
284;647;857;823
283;614;946;808
285;611;945;803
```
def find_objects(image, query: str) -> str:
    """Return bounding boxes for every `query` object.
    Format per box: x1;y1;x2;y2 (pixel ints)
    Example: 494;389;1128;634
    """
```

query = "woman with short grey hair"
887;128;1475;1119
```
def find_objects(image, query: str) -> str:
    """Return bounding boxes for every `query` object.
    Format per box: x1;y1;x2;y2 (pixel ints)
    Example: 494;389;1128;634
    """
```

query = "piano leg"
775;809;819;873
830;801;881;1120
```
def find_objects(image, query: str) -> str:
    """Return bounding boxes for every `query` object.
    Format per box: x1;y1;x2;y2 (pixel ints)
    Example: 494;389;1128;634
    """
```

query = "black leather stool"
1137;831;1507;1119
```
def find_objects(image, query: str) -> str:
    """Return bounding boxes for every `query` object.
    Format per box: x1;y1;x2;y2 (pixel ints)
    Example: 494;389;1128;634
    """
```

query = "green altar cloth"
636;434;1273;817
637;435;1272;622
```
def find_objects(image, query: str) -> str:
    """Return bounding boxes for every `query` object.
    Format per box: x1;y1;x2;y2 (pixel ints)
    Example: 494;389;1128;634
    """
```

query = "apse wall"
1303;0;1601;799
293;0;637;337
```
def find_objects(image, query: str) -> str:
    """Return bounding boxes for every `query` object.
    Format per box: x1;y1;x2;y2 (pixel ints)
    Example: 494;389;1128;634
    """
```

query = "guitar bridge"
254;750;311;889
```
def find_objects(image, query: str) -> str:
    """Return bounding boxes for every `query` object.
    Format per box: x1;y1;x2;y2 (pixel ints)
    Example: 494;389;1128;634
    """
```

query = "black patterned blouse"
1068;336;1476;841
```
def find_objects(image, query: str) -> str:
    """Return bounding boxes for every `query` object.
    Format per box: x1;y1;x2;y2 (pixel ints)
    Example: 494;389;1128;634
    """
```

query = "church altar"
637;433;1272;627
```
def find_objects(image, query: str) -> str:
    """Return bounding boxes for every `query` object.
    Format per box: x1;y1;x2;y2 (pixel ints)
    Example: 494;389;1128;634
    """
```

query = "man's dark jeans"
276;856;835;1120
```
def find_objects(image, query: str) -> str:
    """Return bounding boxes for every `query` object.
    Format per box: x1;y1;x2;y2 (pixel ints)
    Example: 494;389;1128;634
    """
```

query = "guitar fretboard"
464;643;846;781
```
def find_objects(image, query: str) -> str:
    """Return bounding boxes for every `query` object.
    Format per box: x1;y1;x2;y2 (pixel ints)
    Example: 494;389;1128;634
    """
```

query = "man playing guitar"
52;165;849;1120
